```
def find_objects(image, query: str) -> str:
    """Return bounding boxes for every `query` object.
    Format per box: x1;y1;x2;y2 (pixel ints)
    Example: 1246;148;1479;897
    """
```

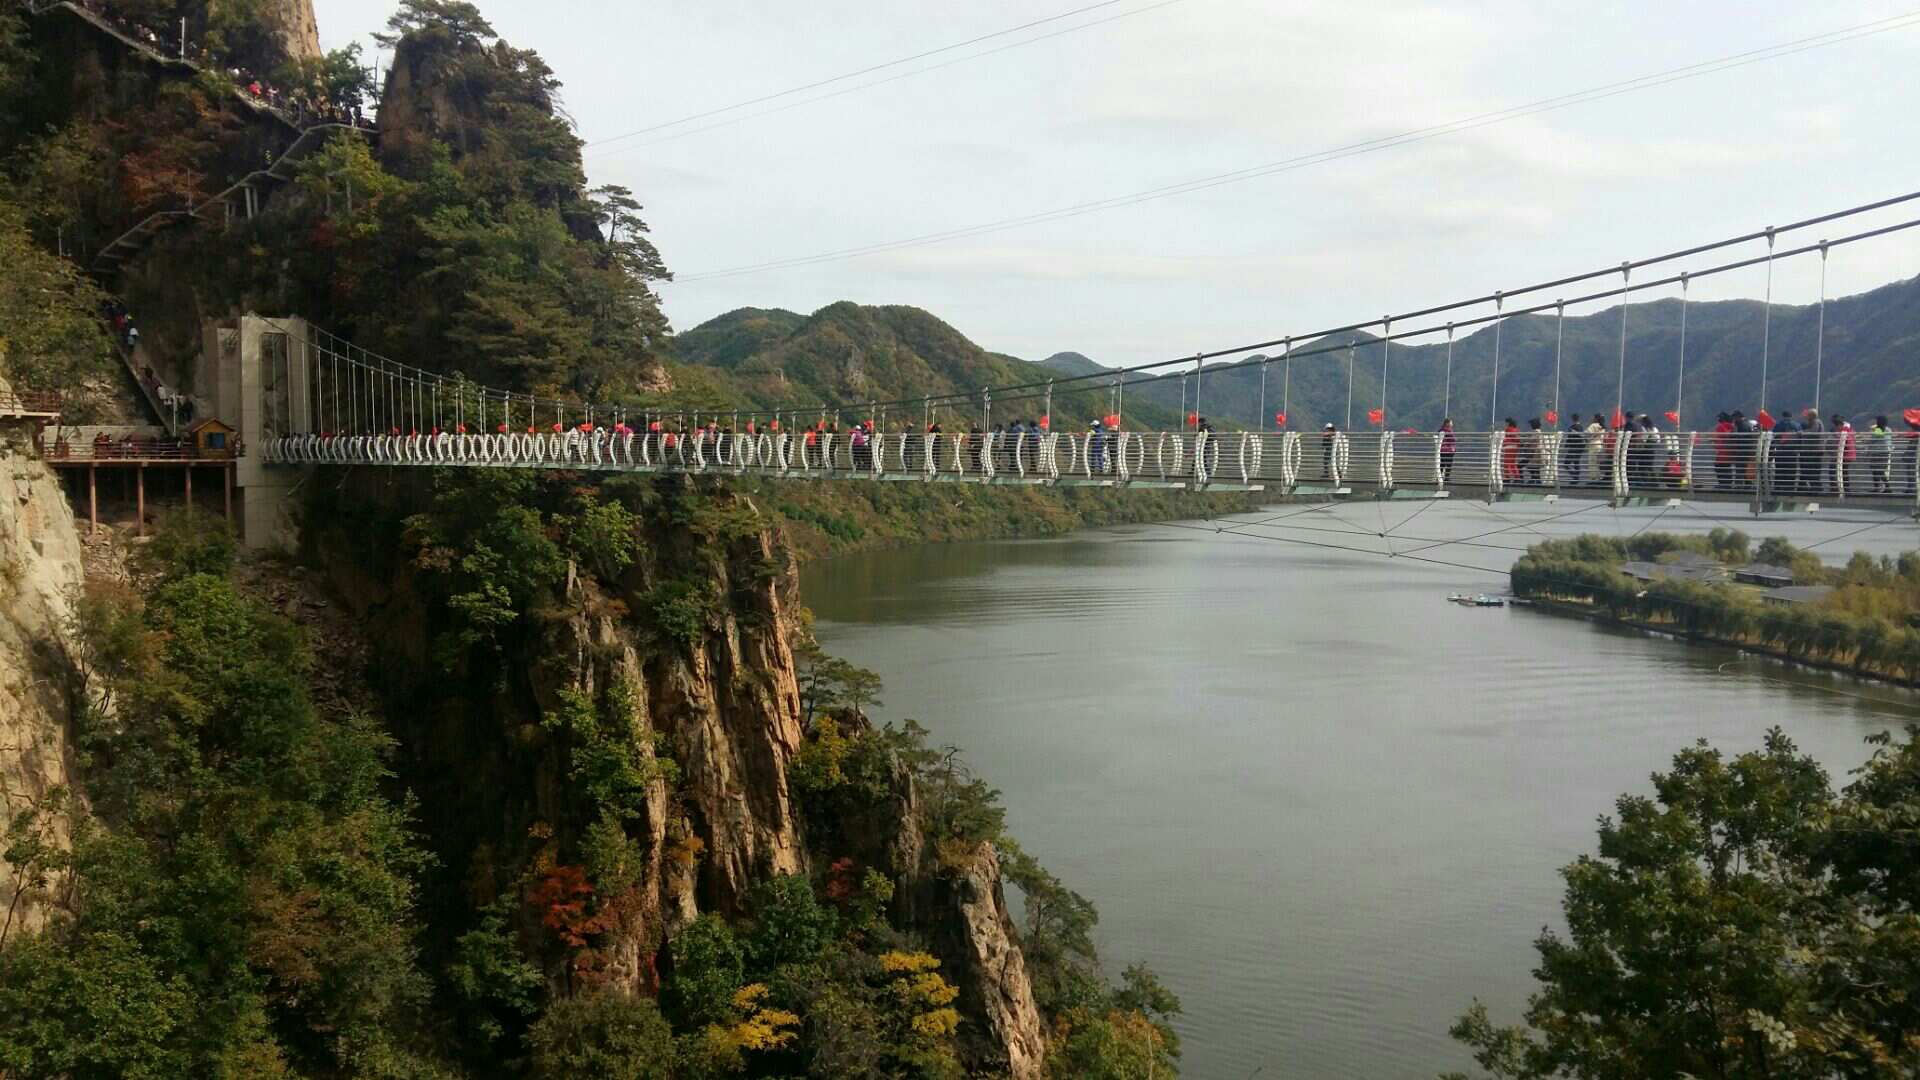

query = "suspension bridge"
24;191;1920;549
238;188;1920;520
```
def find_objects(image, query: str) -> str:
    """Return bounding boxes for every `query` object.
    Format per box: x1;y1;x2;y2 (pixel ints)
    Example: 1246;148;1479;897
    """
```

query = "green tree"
1446;729;1876;1079
527;991;676;1080
744;874;838;975
664;915;744;1030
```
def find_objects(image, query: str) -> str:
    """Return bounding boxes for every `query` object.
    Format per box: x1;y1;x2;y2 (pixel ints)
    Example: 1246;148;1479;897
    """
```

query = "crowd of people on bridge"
1412;409;1920;497
46;0;374;130
287;403;1920;499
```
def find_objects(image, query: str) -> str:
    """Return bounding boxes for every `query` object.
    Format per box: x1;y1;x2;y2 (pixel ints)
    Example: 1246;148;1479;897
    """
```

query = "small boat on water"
1447;593;1507;608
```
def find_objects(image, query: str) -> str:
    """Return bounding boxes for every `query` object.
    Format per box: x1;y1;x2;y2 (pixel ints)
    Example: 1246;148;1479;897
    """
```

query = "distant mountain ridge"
673;275;1920;433
1037;275;1920;431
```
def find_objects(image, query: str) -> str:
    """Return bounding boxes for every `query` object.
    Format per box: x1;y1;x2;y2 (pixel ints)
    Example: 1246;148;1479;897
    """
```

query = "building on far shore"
1734;563;1795;587
1761;585;1835;606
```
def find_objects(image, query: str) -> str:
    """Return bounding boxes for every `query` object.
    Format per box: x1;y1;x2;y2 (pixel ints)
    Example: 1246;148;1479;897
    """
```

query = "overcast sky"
314;0;1920;368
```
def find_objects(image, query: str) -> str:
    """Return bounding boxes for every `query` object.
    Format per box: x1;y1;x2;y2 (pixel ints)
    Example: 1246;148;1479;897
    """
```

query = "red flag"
746;421;756;434
1104;414;1120;428
1757;408;1776;431
1904;408;1920;427
1545;409;1558;424
1663;410;1680;425
1367;407;1384;425
1187;412;1199;426
769;420;780;432
497;423;507;433
551;422;563;433
1038;415;1050;430
1610;409;1625;429
1274;412;1287;426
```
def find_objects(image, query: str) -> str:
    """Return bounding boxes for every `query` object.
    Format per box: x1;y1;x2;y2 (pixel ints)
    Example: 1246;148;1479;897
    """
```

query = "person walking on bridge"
1582;414;1604;486
1520;418;1544;484
1558;415;1583;486
1197;417;1219;479
1868;416;1893;494
1834;414;1856;495
1801;409;1828;495
1439;419;1457;484
1773;411;1802;494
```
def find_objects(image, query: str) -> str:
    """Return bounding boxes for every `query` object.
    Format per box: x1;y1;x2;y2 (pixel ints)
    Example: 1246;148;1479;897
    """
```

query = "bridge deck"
263;428;1920;516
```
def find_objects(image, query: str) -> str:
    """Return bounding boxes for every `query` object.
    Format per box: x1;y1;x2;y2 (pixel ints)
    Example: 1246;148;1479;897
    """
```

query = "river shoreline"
1517;595;1920;692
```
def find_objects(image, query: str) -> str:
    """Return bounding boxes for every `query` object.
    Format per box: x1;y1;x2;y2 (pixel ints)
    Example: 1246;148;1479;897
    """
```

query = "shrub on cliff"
0;196;111;394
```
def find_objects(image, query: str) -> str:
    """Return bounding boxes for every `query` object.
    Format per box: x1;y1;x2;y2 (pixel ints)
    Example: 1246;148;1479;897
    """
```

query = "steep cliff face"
936;844;1049;1080
309;473;1052;1068
872;777;1046;1079
311;476;809;991
0;422;84;939
256;0;322;62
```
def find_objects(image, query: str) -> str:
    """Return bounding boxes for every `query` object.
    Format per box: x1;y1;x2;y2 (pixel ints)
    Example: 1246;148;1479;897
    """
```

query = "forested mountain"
669;302;1183;430
1043;275;1920;430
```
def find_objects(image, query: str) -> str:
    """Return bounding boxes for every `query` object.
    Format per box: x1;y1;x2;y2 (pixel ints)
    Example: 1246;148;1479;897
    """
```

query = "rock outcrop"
0;421;84;940
209;0;320;62
915;842;1049;1079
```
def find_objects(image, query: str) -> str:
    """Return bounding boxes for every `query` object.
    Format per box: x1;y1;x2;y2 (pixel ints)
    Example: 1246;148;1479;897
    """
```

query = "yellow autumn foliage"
695;982;801;1072
877;952;964;1044
879;950;942;975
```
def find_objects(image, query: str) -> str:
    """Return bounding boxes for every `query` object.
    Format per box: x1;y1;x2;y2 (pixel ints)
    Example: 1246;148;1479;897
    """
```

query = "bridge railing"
260;428;1920;505
0;389;62;416
40;435;238;461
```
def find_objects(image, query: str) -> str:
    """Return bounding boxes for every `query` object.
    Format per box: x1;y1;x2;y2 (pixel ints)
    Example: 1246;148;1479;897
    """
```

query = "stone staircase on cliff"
15;1;376;271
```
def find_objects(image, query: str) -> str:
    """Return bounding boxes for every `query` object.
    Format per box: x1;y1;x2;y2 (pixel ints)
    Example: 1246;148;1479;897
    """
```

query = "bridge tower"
194;315;316;549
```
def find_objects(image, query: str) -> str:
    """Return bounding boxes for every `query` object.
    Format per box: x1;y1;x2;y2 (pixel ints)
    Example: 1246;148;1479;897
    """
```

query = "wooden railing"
0;389;62;415
39;436;239;462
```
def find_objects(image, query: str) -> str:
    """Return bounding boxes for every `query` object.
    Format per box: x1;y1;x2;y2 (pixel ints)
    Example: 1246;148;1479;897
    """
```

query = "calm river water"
801;499;1920;1079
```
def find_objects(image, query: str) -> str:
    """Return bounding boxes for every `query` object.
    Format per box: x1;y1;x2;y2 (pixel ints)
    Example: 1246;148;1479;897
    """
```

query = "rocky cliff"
308;475;809;973
306;471;1050;1069
924;843;1049;1078
0;420;83;940
256;0;322;62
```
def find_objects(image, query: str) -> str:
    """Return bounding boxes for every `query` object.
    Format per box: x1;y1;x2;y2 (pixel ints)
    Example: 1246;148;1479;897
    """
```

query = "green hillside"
667;302;1183;431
